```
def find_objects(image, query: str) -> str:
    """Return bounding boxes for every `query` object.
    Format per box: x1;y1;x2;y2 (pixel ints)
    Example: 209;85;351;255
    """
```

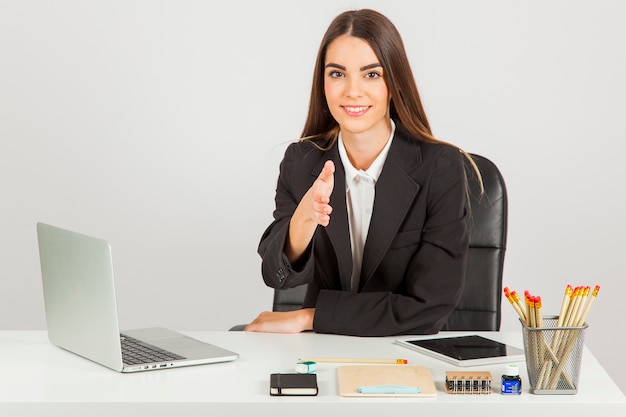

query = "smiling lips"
342;105;369;116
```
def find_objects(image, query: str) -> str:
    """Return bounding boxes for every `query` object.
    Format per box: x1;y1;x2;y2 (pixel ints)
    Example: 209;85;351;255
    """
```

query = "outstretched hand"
284;160;335;263
309;160;335;227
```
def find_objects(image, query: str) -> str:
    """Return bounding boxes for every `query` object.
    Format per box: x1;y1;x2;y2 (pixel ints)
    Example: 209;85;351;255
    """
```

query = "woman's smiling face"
323;35;391;138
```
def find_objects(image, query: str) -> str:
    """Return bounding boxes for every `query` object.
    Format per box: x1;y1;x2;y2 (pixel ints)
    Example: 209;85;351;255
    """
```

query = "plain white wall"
1;0;624;395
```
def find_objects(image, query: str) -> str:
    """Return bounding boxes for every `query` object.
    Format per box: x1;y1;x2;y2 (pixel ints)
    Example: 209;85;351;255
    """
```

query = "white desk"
1;331;624;416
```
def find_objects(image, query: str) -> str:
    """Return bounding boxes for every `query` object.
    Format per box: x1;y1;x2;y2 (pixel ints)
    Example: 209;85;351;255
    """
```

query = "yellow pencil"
574;286;591;325
556;285;573;327
535;296;543;327
298;357;408;364
576;285;600;326
527;293;536;328
511;291;527;323
504;287;526;324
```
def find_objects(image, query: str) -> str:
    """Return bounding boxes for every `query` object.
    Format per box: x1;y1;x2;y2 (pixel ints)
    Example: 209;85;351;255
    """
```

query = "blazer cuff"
262;221;315;289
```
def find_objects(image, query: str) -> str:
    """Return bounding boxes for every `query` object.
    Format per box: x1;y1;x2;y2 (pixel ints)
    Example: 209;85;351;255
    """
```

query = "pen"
298;357;408;364
357;384;421;394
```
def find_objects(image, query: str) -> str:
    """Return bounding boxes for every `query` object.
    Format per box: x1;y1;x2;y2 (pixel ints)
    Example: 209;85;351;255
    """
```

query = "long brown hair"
300;9;482;190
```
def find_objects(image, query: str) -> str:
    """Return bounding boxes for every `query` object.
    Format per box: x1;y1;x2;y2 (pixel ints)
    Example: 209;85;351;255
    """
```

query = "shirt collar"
338;119;396;188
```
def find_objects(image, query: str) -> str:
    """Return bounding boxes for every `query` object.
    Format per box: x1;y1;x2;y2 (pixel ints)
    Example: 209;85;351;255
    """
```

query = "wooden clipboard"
337;365;437;397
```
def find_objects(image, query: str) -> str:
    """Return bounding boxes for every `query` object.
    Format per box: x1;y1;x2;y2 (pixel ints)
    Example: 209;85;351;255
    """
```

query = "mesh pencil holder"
520;316;587;394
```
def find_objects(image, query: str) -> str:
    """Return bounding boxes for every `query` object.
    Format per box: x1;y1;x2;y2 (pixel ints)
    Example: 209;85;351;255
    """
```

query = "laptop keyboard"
120;334;186;365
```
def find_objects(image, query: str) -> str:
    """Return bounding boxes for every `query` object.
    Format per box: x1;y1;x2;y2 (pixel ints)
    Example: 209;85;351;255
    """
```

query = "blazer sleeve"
312;146;468;336
258;143;317;290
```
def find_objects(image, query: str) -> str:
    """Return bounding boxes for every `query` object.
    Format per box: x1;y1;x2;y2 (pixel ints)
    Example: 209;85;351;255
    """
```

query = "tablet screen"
405;335;524;361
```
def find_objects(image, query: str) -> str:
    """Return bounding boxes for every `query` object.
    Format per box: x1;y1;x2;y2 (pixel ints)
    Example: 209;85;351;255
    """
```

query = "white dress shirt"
338;120;395;292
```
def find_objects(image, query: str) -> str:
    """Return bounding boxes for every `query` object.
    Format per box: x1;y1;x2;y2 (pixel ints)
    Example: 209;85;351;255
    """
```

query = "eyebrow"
325;63;382;71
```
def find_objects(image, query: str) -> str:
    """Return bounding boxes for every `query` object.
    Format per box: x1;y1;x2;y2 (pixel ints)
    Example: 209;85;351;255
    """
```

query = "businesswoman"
245;9;480;336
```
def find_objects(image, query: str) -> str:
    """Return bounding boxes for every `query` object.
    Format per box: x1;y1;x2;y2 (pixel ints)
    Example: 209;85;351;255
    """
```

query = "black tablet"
395;335;525;367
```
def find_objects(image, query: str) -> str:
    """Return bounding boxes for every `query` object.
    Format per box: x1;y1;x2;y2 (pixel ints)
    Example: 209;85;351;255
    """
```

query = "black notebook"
270;373;319;396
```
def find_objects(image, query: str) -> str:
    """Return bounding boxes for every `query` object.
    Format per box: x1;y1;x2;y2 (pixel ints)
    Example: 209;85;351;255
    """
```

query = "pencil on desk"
298;357;408;364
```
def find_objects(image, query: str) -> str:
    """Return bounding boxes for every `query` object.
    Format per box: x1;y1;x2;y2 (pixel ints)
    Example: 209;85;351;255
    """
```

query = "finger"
313;194;329;205
312;200;332;214
318;215;330;227
318;160;335;183
314;206;329;217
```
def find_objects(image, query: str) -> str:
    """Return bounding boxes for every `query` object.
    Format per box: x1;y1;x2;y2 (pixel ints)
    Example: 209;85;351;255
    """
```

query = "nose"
346;76;363;98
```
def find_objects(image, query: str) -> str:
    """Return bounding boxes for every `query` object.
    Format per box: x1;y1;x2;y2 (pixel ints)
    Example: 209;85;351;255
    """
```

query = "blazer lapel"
311;146;353;292
359;134;422;288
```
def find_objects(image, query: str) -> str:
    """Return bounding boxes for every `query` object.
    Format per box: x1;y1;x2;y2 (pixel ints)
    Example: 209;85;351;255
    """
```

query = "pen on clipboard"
357;384;421;394
298;357;408;364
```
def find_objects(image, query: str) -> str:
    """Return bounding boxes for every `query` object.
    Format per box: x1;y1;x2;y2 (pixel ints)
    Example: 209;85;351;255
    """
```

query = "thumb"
318;160;335;183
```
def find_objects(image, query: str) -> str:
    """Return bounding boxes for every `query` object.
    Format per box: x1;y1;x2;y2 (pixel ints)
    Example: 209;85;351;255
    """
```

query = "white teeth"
345;106;367;112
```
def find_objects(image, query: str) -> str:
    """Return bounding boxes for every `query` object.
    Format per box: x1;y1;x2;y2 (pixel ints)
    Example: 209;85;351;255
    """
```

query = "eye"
365;71;382;79
328;70;344;78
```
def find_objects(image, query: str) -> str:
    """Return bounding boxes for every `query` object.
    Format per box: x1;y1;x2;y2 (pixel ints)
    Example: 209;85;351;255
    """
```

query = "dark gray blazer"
258;123;468;336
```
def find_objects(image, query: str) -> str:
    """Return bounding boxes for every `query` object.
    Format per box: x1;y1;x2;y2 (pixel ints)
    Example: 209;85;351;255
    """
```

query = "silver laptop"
36;222;239;373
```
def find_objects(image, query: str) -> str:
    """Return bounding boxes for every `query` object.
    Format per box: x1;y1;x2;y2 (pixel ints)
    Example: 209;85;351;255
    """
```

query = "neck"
341;127;391;171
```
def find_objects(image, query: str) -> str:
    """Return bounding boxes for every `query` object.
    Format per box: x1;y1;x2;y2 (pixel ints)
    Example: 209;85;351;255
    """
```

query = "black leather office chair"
443;153;507;330
233;153;507;331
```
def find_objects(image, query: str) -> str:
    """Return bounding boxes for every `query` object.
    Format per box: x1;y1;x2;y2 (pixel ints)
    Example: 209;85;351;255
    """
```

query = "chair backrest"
442;153;507;330
272;153;508;331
